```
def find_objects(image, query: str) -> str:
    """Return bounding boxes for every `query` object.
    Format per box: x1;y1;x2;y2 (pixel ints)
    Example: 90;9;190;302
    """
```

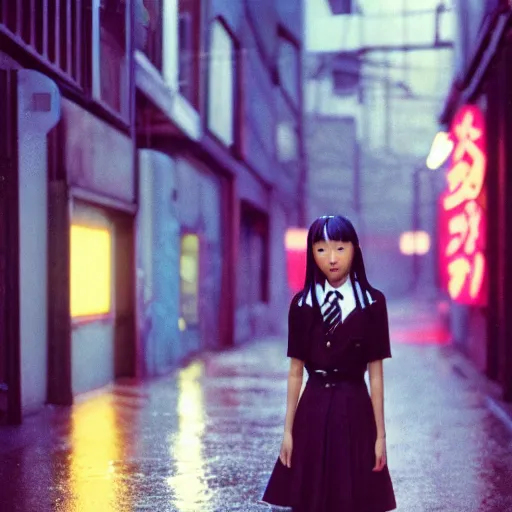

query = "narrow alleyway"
1;299;512;512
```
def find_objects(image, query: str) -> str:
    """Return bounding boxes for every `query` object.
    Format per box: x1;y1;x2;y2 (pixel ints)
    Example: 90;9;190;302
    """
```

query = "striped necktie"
321;290;343;333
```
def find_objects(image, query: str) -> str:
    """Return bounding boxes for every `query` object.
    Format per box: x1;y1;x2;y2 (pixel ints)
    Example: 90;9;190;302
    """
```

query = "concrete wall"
241;21;277;185
450;303;487;373
137;150;181;376
18;131;49;412
306;115;357;222
175;157;223;352
268;198;292;335
234;196;291;342
358;150;420;296
137;150;224;372
72;322;115;394
17;70;60;414
151;153;181;364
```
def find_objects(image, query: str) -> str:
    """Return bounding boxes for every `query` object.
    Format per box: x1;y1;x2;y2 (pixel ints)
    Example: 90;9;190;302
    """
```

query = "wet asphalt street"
1;299;512;512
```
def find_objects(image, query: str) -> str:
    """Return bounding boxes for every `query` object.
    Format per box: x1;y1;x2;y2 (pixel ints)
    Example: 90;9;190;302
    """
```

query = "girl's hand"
372;437;387;472
279;432;293;468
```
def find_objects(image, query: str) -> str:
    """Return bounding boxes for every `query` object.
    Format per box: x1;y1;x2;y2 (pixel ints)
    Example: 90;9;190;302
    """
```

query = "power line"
355;4;454;19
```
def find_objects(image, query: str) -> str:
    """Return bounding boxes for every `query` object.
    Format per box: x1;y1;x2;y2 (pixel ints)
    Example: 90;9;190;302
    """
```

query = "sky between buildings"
305;0;456;132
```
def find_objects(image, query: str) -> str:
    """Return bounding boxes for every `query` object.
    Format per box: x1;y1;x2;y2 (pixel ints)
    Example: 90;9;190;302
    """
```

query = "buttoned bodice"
286;288;392;378
305;302;370;381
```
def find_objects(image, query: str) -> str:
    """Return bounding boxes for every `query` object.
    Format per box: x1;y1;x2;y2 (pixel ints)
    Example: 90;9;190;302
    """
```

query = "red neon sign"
285;228;307;293
438;105;487;306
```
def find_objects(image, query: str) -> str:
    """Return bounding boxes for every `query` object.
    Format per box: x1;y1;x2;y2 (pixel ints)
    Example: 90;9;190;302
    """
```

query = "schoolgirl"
261;215;397;512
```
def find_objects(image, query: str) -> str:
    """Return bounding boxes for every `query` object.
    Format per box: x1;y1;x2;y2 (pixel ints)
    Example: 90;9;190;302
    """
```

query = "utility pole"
412;166;421;293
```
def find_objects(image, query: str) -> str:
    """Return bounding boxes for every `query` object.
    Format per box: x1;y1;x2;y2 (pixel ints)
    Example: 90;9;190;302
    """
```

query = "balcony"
134;0;201;141
0;0;87;90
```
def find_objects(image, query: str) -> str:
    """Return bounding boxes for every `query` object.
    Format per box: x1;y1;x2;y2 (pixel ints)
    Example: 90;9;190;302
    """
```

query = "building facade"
0;0;305;424
134;0;305;377
0;0;138;423
439;0;512;402
304;2;453;297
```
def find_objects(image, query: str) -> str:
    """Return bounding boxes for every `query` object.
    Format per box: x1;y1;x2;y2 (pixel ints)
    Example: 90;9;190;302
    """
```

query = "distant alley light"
426;131;454;170
400;231;431;256
285;228;308;251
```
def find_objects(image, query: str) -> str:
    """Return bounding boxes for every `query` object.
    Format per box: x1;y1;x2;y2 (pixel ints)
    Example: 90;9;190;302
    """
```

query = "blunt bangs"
309;216;359;246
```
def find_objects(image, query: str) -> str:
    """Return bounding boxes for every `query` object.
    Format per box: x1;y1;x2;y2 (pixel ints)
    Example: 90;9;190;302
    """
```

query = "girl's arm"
280;357;304;467
368;359;386;439
284;358;304;434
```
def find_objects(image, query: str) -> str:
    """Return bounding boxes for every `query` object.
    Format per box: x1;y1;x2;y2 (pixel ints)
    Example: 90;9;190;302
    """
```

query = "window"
70;225;113;318
134;1;151;51
276;93;299;162
178;0;202;106
207;19;236;146
178;13;193;100
178;0;201;108
276;33;300;162
277;34;300;105
135;0;162;70
94;0;129;116
158;0;201;107
277;121;299;162
180;234;200;329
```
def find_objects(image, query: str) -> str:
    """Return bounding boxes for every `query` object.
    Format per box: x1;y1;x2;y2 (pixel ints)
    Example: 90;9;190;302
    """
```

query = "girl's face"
312;239;355;288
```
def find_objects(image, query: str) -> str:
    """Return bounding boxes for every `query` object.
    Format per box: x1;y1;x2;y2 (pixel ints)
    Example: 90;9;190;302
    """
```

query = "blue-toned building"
0;0;306;424
134;0;306;376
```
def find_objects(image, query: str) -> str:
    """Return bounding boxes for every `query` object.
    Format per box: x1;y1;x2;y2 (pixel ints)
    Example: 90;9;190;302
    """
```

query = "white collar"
300;277;354;307
316;278;353;305
299;278;373;308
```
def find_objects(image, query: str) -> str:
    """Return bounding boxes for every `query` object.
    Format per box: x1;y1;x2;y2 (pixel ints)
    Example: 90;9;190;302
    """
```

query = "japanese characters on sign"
439;105;487;305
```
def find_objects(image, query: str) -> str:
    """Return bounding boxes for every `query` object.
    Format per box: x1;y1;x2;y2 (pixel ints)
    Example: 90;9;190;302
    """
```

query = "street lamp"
426;131;453;170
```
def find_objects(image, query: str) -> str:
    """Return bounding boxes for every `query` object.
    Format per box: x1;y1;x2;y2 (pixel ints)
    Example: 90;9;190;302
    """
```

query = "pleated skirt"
261;379;397;512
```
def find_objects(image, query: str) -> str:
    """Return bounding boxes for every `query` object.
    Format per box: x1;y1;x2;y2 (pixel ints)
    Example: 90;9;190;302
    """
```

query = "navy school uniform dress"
261;279;397;512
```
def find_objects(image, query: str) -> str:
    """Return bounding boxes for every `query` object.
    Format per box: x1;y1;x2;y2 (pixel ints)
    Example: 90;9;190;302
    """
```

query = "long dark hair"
299;215;376;310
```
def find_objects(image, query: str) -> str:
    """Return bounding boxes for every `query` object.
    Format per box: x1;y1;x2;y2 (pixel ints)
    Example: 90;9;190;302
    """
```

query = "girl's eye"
317;248;325;253
337;247;344;251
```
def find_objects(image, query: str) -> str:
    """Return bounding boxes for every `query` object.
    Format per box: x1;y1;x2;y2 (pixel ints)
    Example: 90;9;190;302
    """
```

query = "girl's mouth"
330;268;339;272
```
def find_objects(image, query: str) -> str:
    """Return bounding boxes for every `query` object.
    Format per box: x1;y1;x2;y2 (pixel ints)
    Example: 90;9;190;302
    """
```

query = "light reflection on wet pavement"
1;301;512;511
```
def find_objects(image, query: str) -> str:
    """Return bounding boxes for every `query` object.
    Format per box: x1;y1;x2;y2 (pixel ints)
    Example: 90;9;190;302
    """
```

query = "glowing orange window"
70;225;112;318
180;234;200;329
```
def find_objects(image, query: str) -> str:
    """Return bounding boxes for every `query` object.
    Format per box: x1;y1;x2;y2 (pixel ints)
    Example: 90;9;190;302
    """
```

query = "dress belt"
307;369;364;388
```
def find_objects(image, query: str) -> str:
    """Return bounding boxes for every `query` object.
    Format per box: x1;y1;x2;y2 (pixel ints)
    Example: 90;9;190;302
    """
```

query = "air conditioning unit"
327;0;353;15
332;53;360;95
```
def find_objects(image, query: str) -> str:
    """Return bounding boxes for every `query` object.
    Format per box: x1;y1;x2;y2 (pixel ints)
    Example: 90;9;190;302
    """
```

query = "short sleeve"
367;294;392;362
286;295;306;361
